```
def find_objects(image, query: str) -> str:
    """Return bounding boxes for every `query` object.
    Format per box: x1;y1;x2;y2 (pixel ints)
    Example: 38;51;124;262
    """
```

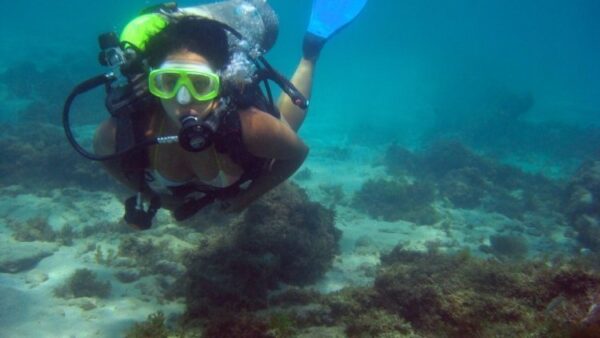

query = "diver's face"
158;50;218;127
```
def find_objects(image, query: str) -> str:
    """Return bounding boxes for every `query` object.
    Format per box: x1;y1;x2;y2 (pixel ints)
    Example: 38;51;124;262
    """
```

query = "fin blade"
307;0;368;39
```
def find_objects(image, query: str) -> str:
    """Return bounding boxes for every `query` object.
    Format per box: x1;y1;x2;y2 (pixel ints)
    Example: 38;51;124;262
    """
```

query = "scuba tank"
179;0;279;52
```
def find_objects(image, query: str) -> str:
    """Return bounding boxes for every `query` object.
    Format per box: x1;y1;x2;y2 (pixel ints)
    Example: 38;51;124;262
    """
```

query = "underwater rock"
0;122;117;191
383;143;421;176
318;183;346;207
564;160;600;252
424;80;600;164
420;140;497;179
8;217;56;242
0;58;96;125
114;269;141;284
67;297;98;311
352;178;439;225
382;139;563;220
294;326;347;338
430;82;533;137
54;268;111;299
0;61;42;100
125;311;170;338
438;167;488;209
354;235;379;255
116;236;184;281
357;246;600;336
345;309;414;337
320;146;352;161
201;311;270;338
24;271;49;287
239;183;341;286
0;238;57;273
580;301;600;336
156;244;600;337
293;167;313;181
485;234;529;260
183;182;341;317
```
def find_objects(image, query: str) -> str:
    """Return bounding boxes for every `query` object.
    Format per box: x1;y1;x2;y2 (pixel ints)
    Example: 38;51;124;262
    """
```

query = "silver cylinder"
180;0;279;53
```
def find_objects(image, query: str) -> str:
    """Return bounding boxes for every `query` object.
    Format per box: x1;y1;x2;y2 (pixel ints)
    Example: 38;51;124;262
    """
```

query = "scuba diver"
63;0;367;229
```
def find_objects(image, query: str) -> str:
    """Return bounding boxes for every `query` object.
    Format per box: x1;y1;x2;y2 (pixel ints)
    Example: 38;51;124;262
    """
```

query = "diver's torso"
146;113;244;194
149;142;243;187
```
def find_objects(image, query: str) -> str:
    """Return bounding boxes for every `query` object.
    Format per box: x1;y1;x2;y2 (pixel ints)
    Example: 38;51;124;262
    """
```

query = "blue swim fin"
307;0;368;40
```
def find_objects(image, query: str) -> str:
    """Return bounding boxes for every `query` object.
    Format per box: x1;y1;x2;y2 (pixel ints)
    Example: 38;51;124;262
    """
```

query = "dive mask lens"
149;64;220;101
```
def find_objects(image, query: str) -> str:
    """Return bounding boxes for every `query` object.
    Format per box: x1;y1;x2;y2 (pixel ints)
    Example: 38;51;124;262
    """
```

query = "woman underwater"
82;0;367;228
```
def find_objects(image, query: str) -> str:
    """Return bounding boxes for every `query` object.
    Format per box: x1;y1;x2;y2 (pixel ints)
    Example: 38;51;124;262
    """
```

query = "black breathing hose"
62;73;162;161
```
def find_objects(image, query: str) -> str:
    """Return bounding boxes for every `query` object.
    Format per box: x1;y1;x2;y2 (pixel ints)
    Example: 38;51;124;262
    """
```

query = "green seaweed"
352;178;439;224
54;268;111;299
125;312;170;338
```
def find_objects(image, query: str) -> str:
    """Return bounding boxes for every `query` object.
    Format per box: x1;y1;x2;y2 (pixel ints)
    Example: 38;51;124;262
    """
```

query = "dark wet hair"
144;17;230;70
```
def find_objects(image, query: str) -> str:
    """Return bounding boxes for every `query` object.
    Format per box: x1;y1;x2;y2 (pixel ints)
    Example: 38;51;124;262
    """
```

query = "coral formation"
428;83;534;149
312;247;600;337
424;78;600;164
54;268;111;299
8;218;75;245
383;143;421;176
293;167;312;181
352;178;439;224
0;122;118;191
182;182;340;320
485;233;529;260
0;58;104;125
202;311;270;338
318;183;346;207
124;239;600;337
380;140;563;220
114;236;185;288
564;160;600;252
125;311;170;338
8;217;56;242
345;309;413;337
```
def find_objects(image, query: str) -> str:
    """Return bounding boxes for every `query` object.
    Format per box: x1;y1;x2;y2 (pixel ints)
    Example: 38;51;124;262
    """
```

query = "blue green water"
1;1;600;336
2;0;598;165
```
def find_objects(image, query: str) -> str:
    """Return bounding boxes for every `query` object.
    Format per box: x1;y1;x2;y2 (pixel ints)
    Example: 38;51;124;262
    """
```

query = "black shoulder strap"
115;109;151;189
115;107;162;229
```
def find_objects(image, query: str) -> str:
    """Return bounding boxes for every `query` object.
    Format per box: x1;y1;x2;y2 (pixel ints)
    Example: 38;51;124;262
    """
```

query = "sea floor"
0;128;579;337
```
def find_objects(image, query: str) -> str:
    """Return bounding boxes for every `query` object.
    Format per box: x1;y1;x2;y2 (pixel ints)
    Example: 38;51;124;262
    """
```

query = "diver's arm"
225;154;307;212
93;119;182;210
277;58;315;132
224;107;309;212
93;119;141;192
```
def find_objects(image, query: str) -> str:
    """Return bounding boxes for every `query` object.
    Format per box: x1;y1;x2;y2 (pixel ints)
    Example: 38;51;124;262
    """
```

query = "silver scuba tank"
179;0;279;54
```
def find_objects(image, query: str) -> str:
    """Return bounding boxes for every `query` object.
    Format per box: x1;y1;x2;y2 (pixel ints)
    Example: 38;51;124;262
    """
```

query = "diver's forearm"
232;154;308;210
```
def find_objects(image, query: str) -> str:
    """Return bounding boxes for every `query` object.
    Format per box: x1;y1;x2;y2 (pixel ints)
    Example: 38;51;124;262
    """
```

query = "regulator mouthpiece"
178;115;217;152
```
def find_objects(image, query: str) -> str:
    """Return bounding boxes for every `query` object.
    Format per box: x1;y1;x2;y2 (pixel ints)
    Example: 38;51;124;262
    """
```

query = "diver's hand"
105;73;152;117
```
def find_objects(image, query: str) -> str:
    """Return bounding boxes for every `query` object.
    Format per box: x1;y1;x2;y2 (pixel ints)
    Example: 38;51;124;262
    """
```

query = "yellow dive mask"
148;62;220;101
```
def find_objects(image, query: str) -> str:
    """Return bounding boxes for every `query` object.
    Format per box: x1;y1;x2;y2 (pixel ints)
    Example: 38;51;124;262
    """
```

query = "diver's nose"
176;86;192;105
